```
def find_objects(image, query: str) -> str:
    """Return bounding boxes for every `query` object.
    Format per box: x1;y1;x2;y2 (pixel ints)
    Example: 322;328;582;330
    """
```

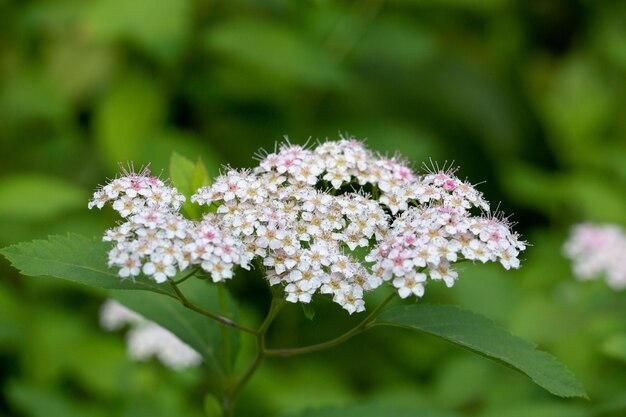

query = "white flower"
92;137;526;312
142;255;176;283
429;261;458;287
393;272;426;298
563;223;626;290
127;324;202;370
100;299;202;370
100;299;143;330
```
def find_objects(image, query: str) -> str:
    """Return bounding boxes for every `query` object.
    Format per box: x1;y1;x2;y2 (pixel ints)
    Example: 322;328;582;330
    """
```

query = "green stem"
172;267;200;285
222;297;285;416
218;284;233;377
265;292;396;357
169;281;257;335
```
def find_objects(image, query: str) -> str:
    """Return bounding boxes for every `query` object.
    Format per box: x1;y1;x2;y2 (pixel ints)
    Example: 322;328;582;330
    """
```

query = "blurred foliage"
1;0;625;416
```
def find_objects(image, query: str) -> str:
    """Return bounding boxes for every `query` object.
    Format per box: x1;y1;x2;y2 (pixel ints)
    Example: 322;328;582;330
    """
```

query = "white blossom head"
91;136;526;314
191;136;525;312
100;299;202;370
563;223;626;290
89;165;250;284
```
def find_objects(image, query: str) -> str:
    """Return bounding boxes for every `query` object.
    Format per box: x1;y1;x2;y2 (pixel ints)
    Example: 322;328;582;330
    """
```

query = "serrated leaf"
374;304;587;398
110;279;240;379
0;234;174;296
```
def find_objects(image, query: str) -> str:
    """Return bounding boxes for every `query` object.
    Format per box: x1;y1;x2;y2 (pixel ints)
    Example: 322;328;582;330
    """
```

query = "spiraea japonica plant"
1;137;586;416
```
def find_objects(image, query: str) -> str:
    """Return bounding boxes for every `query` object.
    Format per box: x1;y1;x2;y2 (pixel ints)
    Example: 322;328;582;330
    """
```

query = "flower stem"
171;267;199;285
169;281;257;335
265;292;396;357
222;297;285;416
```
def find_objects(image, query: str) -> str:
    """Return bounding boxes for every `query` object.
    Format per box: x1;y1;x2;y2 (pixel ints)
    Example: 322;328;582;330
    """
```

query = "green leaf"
205;19;348;87
169;152;211;218
6;381;107;417
169;152;196;195
602;333;626;364
203;394;223;417
83;0;191;63
94;74;165;167
110;279;240;378
374;304;587;398
279;403;458;417
0;234;174;296
479;403;589;417
0;175;86;221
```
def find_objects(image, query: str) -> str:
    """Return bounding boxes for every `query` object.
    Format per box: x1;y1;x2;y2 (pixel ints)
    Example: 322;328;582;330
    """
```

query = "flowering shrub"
90;139;525;314
1;137;586;416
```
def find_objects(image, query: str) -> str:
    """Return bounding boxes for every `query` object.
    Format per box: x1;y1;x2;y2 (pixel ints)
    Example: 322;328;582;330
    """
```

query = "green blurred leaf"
542;58;612;149
44;41;115;103
0;234;174;296
479;403;589;417
83;0;190;63
433;356;496;408
203;394;223;417
0;174;86;221
0;283;22;348
388;0;508;10
602;333;626;364
0;71;68;123
169;152;211;218
560;173;626;223
6;381;107;417
596;14;626;71
205;19;348;87
246;359;354;414
279;402;458;417
501;162;563;214
110;279;240;379
374;304;587;398
94;74;165;166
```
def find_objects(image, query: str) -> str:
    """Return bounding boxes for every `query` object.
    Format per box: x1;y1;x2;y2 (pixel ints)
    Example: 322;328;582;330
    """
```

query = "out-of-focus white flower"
100;299;201;370
563;223;626;290
100;299;143;330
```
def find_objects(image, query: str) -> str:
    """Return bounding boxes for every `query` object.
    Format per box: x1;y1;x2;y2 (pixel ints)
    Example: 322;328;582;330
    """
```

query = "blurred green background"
1;0;626;416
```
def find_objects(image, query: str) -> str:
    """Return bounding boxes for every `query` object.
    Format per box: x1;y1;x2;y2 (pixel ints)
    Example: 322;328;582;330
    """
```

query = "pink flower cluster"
563;223;626;290
89;165;251;283
91;137;526;313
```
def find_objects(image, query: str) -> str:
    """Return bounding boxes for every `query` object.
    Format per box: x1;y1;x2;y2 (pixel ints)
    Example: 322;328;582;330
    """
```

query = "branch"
169;281;257;335
265;292;396;356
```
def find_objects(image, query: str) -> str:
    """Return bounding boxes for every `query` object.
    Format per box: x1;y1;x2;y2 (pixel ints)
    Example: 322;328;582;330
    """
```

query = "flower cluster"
91;137;525;313
192;168;389;313
89;165;251;283
563;223;626;290
100;299;201;370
